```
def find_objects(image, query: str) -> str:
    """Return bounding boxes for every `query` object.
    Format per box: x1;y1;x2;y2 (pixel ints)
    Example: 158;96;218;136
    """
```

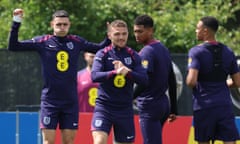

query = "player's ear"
68;21;71;27
50;20;54;28
204;27;208;33
148;27;154;34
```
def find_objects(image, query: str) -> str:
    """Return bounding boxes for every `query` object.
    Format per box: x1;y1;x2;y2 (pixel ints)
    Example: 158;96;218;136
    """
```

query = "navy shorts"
91;108;135;143
40;101;79;130
193;106;239;142
138;96;170;144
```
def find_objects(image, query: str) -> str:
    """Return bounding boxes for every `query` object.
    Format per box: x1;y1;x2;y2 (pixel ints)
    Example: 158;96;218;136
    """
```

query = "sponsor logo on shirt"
88;88;98;106
56;51;69;72
114;75;126;88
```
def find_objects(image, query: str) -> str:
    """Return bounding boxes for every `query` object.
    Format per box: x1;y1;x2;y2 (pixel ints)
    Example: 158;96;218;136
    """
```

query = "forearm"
91;70;116;82
8;22;21;51
128;71;148;85
169;65;177;114
133;83;146;99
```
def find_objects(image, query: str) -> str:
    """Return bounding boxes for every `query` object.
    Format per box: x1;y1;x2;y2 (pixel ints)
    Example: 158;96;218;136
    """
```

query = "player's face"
134;25;152;45
195;21;206;41
84;52;95;67
51;17;71;37
108;26;128;48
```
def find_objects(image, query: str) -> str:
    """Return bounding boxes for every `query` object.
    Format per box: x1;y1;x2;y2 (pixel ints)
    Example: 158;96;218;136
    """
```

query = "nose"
134;31;141;38
119;34;126;39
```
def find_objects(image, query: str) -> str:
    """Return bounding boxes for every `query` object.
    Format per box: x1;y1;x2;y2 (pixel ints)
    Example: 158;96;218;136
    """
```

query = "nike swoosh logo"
48;45;56;48
45;45;58;50
126;136;134;139
81;81;88;85
108;57;114;60
73;123;78;126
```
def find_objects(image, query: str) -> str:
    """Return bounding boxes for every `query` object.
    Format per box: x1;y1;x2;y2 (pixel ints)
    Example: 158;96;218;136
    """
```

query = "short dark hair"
134;14;154;28
52;10;69;19
200;16;219;32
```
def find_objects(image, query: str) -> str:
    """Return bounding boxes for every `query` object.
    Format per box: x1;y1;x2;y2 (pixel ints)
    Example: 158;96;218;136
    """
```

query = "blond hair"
108;20;128;31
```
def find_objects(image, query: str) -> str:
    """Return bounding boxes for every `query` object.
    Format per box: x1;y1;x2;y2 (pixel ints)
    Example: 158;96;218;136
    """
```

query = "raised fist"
13;8;23;16
13;8;23;23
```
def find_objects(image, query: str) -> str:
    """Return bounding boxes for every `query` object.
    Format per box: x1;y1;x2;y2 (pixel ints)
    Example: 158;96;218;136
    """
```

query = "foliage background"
0;0;240;53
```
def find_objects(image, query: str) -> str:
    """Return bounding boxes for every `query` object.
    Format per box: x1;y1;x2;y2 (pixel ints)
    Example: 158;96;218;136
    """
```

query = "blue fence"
2;112;240;144
0;112;41;144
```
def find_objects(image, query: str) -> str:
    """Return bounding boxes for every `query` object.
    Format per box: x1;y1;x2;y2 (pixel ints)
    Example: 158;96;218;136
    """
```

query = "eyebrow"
56;23;69;26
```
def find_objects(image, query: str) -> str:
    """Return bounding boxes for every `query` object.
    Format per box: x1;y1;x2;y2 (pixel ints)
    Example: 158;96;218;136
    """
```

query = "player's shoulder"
188;45;204;58
77;68;87;75
93;46;112;60
217;42;233;52
139;45;155;56
32;34;53;42
102;45;113;52
126;46;136;54
202;42;232;53
145;45;157;53
66;35;85;42
97;45;112;56
146;40;166;50
190;44;204;52
125;46;142;61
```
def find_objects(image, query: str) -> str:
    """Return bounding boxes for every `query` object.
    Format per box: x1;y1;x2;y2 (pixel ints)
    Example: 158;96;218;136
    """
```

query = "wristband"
13;15;22;23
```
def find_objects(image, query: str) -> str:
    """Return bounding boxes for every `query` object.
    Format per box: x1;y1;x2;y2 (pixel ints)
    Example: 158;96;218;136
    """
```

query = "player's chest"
104;53;134;69
41;41;79;59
